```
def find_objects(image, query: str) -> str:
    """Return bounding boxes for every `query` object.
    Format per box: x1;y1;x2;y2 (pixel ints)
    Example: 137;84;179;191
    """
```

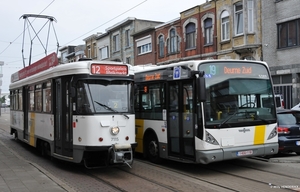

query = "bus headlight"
205;131;219;145
111;126;120;135
267;126;277;140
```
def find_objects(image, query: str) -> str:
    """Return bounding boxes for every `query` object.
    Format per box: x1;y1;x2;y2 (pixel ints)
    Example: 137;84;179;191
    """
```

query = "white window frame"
125;29;130;47
93;43;97;58
169;29;178;53
100;46;108;60
87;46;91;58
113;34;120;52
137;43;152;55
136;35;152;55
234;2;244;35
221;11;230;41
247;0;254;33
204;18;213;45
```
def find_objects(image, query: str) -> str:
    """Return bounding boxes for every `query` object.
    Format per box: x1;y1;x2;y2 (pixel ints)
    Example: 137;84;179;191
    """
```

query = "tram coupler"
111;143;133;168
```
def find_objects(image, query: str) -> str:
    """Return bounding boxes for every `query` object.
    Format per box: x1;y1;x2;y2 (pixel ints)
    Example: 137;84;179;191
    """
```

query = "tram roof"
10;60;134;90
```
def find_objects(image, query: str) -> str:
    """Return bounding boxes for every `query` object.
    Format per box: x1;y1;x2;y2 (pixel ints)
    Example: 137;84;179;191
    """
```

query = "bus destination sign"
91;64;128;75
200;63;269;79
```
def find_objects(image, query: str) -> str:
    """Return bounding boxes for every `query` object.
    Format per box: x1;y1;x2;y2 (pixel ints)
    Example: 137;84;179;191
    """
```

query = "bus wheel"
145;134;161;164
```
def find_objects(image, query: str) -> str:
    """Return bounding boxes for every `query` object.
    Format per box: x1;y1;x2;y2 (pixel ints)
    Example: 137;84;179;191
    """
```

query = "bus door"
54;78;73;158
168;80;195;160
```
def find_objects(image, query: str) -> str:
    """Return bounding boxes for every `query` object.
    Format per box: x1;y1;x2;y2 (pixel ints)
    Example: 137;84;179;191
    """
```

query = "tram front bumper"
111;144;133;166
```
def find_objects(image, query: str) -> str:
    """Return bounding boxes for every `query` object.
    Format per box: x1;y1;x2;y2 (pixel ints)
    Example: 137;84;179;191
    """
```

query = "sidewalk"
0;112;71;192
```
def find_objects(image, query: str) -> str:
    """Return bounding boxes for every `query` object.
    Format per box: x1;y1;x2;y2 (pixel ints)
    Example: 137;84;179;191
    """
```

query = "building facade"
132;27;157;65
216;0;262;60
101;17;163;64
262;0;300;108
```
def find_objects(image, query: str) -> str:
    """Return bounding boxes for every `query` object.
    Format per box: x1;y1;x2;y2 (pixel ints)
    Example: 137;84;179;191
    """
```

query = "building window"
158;35;164;57
125;29;130;47
126;57;131;64
87;46;91;58
113;34;120;52
221;11;230;41
136;36;152;55
169;28;178;54
234;2;244;35
247;0;254;33
61;51;67;64
138;43;152;54
204;18;212;44
186;23;196;49
100;46;108;60
278;19;300;49
93;43;97;58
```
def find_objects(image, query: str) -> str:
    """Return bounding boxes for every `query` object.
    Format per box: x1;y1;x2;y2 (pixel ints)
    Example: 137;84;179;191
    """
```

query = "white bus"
10;53;136;168
133;60;278;164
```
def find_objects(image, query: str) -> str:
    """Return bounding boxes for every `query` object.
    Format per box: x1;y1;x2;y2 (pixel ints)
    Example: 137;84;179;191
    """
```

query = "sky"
0;0;207;93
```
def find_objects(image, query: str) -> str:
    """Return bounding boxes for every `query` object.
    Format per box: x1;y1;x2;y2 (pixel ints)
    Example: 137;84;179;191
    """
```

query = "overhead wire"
0;0;56;57
1;0;148;65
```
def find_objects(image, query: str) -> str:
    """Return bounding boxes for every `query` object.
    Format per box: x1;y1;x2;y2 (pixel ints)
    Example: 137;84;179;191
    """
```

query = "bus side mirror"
197;72;206;102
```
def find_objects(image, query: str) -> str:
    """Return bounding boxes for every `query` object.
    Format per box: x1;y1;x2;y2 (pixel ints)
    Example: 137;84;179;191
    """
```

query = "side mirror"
195;71;206;102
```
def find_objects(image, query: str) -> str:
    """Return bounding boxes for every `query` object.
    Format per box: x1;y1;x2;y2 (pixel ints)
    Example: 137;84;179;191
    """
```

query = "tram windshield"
199;62;277;128
76;80;133;114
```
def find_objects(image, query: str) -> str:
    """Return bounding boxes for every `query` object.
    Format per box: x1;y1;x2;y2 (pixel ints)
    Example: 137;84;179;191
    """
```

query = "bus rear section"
134;60;278;164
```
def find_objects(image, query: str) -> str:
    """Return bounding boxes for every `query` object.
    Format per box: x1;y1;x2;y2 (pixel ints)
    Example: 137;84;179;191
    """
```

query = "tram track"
129;158;299;192
1;127;299;192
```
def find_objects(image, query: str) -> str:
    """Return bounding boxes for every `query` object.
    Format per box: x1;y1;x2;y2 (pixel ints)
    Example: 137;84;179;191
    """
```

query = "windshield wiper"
218;110;240;128
94;101;129;119
219;110;272;127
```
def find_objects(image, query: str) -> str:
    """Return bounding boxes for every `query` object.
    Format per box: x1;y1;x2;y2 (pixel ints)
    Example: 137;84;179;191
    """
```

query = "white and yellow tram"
10;53;136;168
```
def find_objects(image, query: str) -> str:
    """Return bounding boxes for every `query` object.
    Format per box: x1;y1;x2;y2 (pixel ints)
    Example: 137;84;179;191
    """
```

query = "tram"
10;53;136;168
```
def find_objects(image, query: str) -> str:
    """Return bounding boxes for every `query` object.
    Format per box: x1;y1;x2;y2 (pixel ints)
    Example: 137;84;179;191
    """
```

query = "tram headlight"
111;126;120;135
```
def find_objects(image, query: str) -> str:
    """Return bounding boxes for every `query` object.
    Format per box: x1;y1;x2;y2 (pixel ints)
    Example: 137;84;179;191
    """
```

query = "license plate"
296;141;300;146
236;150;253;156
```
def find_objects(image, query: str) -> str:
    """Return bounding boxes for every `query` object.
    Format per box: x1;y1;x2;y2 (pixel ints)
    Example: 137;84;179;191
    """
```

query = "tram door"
168;80;195;160
54;78;73;157
23;86;29;141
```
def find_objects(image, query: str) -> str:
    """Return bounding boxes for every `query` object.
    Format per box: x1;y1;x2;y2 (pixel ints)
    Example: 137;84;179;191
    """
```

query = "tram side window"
35;85;42;112
10;91;15;110
18;90;23;110
14;91;18;110
28;86;35;111
43;82;52;113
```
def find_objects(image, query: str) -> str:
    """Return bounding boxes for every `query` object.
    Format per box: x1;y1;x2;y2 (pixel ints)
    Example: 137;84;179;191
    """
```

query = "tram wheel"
14;131;18;140
145;133;161;164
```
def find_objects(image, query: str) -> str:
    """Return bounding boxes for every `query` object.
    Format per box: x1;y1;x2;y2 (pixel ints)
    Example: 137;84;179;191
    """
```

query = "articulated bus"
9;53;136;168
133;60;278;164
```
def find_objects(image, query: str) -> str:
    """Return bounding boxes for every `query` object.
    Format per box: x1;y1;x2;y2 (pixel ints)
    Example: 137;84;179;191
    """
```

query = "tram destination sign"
91;64;128;75
11;52;58;83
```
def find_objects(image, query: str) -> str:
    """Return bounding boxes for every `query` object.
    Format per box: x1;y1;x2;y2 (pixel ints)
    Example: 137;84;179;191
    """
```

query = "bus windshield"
199;62;277;128
76;80;133;114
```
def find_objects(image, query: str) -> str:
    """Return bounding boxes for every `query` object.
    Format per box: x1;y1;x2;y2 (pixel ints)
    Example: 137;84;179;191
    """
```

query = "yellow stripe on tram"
254;125;266;145
29;113;36;146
